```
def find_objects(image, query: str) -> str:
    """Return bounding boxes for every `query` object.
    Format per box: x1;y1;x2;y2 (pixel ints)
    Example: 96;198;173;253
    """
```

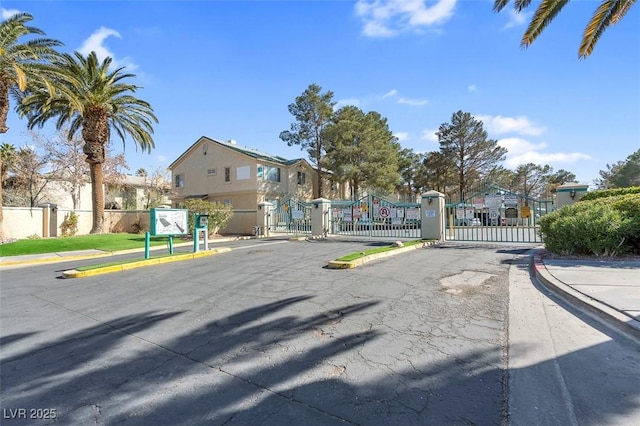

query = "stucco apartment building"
168;136;347;234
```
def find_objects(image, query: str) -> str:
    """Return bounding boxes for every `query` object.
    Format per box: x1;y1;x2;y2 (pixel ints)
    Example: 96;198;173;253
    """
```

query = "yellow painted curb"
327;241;438;269
62;247;232;278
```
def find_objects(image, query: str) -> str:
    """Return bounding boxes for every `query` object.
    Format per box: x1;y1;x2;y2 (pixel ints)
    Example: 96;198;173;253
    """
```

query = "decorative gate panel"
269;198;312;235
329;195;421;238
445;184;553;243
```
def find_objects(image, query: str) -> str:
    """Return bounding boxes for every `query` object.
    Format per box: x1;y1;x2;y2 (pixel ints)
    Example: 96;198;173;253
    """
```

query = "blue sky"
2;1;639;187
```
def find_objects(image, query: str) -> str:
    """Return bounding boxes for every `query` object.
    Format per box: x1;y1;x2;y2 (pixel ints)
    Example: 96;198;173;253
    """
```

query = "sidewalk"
532;249;640;340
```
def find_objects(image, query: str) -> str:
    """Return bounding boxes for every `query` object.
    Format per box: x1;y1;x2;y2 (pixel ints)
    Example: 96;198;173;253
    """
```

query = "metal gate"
445;184;553;243
269;198;312;235
329;194;421;238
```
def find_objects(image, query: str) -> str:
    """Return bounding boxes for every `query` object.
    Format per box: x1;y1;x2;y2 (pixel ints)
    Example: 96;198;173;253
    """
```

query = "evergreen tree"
437;111;507;198
280;83;335;198
324;106;400;199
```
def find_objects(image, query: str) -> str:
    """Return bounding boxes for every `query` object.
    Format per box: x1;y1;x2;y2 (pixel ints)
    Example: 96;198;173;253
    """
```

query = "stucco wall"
1;207;153;240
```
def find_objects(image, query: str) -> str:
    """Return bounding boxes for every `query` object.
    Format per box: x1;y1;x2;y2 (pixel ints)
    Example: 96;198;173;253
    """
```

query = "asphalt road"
1;238;638;425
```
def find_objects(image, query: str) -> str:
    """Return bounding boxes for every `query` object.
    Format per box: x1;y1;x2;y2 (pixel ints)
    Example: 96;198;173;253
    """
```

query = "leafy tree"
178;199;234;235
513;163;553;200
0;12;62;233
324;106;400;199
140;167;170;209
1;143;17;187
280;83;335;198
135;167;147;177
30;127;87;209
417;151;457;195
7;146;50;207
596;148;640;188
17;51;158;233
396;148;424;200
546;169;577;195
437;111;507;198
484;166;517;190
493;0;636;58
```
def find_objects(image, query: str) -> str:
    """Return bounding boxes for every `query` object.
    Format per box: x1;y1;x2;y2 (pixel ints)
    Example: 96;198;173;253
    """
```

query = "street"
1;238;639;425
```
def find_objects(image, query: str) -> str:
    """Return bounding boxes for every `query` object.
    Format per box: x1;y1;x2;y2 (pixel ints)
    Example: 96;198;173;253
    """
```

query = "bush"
178;199;234;235
581;186;640;201
539;193;640;256
60;211;79;237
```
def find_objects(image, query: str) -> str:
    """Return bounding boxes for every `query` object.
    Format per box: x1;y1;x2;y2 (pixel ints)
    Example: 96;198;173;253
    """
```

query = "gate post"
421;191;445;241
311;198;330;237
257;202;273;237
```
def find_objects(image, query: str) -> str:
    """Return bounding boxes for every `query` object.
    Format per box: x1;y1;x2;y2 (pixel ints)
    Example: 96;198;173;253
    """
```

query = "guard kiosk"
194;214;209;252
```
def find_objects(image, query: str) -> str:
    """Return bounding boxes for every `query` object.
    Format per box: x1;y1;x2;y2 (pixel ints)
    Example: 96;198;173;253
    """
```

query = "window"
224;167;231;182
297;171;306;185
207;168;216;175
174;174;184;188
264;166;280;182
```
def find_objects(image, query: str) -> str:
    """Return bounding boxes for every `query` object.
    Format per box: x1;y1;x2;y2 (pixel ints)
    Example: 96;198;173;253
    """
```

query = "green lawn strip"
0;233;188;257
74;253;180;271
334;239;432;262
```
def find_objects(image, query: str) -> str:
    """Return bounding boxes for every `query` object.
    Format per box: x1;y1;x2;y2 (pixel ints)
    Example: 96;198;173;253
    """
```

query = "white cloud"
78;27;138;71
398;97;429;106
394;131;409;141
383;89;398;98
355;0;457;38
420;128;438;142
475;114;546;136
467;84;477;92
2;8;21;19
498;137;592;168
334;98;361;110
157;155;167;163
503;9;531;30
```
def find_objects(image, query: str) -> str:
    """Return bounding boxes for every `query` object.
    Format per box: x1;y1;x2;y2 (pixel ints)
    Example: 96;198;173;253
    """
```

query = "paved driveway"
1;239;528;424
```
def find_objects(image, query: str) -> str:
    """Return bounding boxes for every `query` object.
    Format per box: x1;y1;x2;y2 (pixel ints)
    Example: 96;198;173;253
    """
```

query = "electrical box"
195;214;209;229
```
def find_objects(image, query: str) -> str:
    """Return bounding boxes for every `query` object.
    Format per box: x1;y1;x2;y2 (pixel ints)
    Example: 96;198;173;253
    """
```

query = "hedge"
539;193;640;257
580;186;640;201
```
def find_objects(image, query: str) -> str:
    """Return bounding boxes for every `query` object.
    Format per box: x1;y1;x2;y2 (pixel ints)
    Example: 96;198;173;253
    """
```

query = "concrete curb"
327;240;438;269
62;247;232;278
531;250;640;341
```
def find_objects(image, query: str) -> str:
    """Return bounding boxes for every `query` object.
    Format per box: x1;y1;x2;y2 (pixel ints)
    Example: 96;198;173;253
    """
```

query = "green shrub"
539;193;640;256
60;211;79;237
178;199;234;235
580;186;640;201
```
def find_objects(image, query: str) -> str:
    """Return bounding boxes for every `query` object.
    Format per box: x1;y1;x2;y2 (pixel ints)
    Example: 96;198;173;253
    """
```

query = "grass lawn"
0;233;188;257
334;239;432;262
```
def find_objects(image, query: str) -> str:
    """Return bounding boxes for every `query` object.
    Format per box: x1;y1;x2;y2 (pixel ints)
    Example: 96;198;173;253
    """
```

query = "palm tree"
494;0;636;58
0;12;62;236
18;51;158;233
0;142;16;183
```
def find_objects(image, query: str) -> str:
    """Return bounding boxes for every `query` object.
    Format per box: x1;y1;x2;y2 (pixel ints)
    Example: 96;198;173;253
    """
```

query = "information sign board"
150;208;189;236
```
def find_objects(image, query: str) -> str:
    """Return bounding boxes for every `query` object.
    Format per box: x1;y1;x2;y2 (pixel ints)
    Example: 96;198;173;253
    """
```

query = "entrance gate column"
257;202;273;237
311;198;330;237
421;190;445;241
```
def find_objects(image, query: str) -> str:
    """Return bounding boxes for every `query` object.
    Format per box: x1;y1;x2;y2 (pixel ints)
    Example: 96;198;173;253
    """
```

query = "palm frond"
580;0;636;57
522;0;570;47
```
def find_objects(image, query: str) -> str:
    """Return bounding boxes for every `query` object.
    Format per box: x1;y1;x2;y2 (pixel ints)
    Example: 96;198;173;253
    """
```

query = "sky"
2;0;639;187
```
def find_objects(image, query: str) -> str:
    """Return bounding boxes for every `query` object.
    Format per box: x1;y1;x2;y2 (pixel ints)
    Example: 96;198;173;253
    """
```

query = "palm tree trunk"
89;162;105;234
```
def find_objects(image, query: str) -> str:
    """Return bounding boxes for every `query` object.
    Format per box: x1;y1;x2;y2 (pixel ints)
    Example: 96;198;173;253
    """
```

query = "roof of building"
168;136;309;169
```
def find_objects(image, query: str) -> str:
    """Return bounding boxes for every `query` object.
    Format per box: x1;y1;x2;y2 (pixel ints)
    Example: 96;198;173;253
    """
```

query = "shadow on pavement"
1;295;638;424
